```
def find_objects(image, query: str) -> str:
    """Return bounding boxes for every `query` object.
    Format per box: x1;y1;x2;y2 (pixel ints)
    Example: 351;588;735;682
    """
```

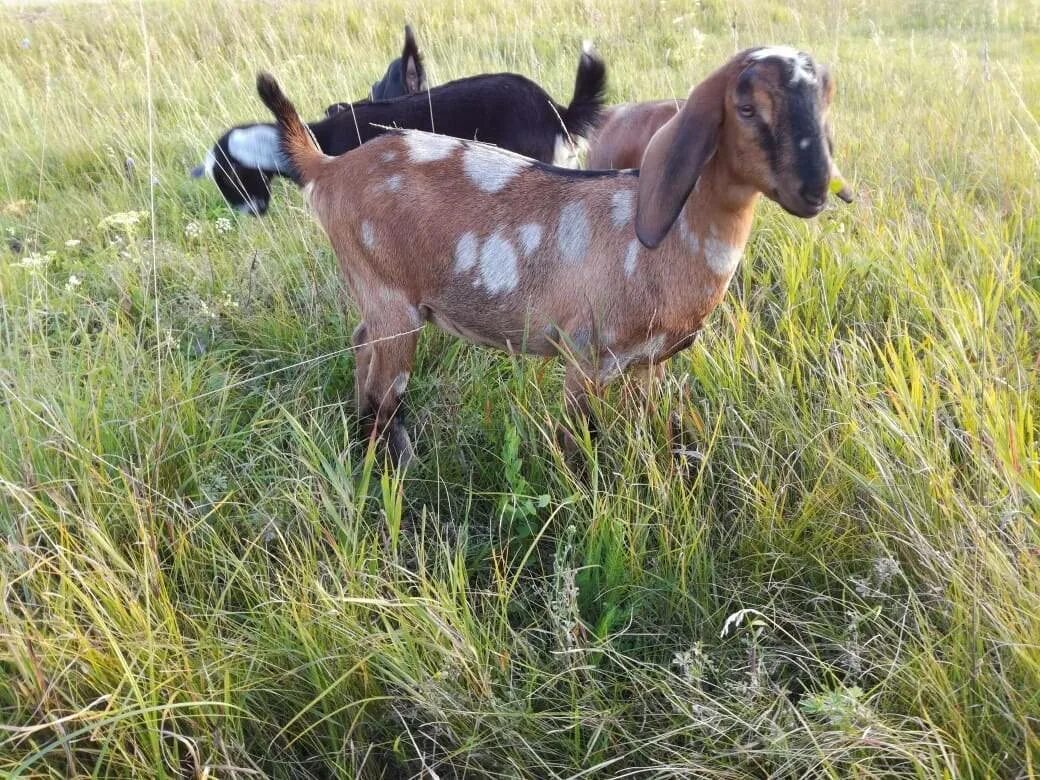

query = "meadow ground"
1;0;1039;776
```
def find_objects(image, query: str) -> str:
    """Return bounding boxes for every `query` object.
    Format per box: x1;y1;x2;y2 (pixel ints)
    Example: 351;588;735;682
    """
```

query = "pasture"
1;0;1038;776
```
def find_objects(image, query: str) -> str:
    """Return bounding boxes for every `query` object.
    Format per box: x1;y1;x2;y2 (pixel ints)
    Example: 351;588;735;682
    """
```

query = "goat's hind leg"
359;308;421;468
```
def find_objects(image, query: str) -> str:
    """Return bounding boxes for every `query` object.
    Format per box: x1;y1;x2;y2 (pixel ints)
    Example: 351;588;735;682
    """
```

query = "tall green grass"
1;0;1038;776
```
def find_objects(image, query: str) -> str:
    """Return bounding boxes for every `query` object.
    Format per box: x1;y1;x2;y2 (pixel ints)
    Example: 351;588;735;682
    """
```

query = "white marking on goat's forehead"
462;143;530;193
611;189;635;228
361;220;376;250
518;223;543;256
479;232;519;294
227;125;286;171
403;131;460;162
557;201;590;264
454;232;478;273
748;46;817;84
624;239;639;277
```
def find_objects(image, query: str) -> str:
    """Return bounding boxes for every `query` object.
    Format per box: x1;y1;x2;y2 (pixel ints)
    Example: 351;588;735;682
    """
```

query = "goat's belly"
422;305;556;357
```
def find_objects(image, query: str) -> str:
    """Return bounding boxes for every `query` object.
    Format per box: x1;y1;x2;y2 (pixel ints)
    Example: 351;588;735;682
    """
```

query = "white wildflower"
65;274;82;291
65;239;81;248
873;556;901;585
184;221;201;239
17;253;48;270
221;291;239;309
215;217;232;235
98;211;148;233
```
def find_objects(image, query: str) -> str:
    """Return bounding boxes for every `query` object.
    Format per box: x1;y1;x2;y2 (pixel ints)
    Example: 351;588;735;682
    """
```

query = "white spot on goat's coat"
404;132;460;162
611;190;634;228
624;239;639;277
552;135;581;168
385;174;403;191
677;208;701;253
799;138;811;150
392;371;410;395
518;224;543;256
381;151;397;162
704;226;742;276
462;144;530;192
557;201;590;264
748;46;816;84
203;149;216;179
479;232;519;294
454;232;478;273
361;221;376;249
227;125;286;171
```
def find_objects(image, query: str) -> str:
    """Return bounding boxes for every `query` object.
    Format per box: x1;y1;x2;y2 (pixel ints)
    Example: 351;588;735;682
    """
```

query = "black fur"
196;48;607;215
368;24;427;101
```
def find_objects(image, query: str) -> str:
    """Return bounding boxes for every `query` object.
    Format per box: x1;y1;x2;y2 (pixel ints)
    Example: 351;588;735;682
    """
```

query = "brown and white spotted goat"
257;46;852;465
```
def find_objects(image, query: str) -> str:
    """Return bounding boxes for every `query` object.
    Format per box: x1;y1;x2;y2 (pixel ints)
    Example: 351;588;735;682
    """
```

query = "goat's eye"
738;104;756;119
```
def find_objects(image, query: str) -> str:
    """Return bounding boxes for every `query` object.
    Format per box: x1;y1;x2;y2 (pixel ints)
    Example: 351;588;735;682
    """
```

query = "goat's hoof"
387;424;415;470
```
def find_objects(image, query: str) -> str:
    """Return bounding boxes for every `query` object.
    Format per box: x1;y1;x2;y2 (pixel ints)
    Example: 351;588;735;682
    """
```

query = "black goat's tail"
560;41;607;138
256;72;325;184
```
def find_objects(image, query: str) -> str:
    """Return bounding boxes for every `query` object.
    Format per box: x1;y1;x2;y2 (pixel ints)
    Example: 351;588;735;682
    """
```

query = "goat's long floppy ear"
635;71;727;248
402;24;426;93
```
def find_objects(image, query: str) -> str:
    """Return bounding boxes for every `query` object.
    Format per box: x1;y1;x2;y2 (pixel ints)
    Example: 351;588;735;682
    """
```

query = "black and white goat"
192;43;606;215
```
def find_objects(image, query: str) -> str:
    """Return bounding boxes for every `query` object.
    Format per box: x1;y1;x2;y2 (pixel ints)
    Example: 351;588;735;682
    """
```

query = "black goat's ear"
401;24;426;93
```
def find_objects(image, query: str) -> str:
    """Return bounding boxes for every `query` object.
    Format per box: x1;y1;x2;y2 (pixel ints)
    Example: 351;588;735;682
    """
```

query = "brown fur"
256;47;849;466
587;100;686;170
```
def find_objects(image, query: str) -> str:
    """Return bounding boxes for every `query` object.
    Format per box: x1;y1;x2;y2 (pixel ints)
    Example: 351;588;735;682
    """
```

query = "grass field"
1;0;1039;776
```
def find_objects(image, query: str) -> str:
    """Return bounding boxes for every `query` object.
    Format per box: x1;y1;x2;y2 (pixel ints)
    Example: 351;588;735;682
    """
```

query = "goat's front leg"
356;313;420;468
627;361;675;444
558;363;602;458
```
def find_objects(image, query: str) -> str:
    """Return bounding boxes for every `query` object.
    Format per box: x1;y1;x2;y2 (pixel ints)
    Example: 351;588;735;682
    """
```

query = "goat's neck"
681;154;758;262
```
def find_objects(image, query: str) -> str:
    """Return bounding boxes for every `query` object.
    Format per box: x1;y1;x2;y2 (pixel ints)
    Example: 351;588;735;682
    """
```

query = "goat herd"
195;27;853;467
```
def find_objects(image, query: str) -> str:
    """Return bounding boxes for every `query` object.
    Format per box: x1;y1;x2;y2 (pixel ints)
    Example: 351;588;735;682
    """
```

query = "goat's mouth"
773;189;827;218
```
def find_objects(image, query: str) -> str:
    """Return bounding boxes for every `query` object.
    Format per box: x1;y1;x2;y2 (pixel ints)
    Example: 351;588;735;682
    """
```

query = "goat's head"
191;124;284;215
636;46;852;247
371;24;427;101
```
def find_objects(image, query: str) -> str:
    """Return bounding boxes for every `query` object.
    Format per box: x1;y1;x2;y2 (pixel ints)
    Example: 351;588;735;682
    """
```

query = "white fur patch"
704;226;742;276
361;221;376;250
624;239;639;277
552;135;581;168
518;223;543;256
234;199;266;216
382;151;397;162
479;232;519;294
203;148;216;179
462;143;530;193
799;138;811;150
228;125;286;171
454;232;478;273
392;371;410;395
677;208;701;253
557;201;590;264
404;132;460;162
599;334;667;382
385;174;403;191
748;46;817;84
611;189;634;228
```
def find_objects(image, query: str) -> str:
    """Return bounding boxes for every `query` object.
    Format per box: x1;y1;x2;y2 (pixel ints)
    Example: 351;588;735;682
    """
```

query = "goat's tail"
560;41;607;139
256;72;325;184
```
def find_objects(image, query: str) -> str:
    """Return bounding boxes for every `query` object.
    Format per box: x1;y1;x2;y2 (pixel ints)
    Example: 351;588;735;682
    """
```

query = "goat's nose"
800;186;826;208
